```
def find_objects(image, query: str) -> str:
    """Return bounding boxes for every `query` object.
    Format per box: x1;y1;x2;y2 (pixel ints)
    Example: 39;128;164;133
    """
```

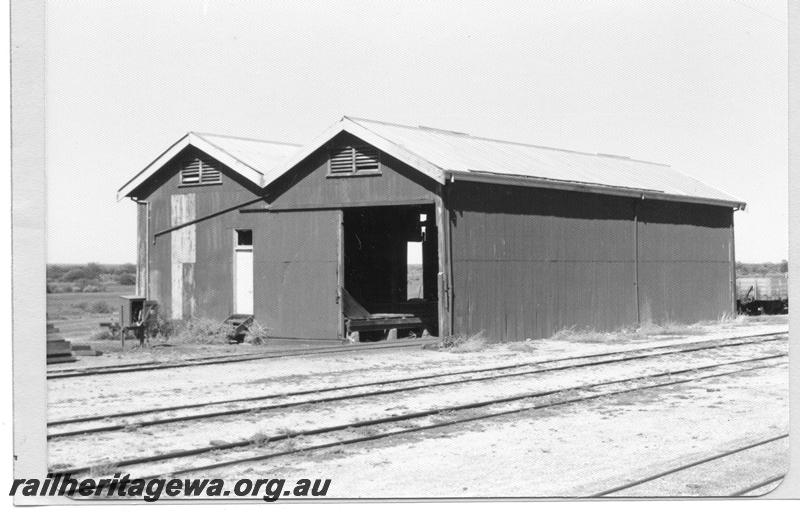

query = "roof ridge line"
342;115;418;130
191;133;264;176
417;125;469;136
343;117;446;174
192;131;302;147
343;117;671;167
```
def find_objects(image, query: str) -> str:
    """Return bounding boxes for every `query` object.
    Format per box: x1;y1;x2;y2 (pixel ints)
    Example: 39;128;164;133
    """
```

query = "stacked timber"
46;323;77;364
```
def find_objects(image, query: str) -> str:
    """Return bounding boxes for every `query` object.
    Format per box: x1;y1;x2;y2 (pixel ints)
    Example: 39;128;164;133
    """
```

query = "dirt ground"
48;309;788;370
47;315;788;498
202;364;786;498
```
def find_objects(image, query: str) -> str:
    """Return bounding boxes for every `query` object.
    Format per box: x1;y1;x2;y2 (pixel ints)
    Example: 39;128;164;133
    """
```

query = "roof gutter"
445;171;746;210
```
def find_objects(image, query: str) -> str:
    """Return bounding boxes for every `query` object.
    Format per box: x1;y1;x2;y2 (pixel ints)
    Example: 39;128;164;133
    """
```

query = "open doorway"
407;240;423;300
342;204;438;340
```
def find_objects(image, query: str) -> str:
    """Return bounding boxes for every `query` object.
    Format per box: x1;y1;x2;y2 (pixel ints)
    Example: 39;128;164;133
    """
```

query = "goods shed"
119;117;745;341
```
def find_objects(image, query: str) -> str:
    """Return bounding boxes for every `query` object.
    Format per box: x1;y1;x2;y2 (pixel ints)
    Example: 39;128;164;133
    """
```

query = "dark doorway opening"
343;204;439;340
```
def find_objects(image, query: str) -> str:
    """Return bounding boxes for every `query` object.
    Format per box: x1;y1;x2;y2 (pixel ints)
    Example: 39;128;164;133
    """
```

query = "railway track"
48;332;787;439
54;351;787;478
731;474;785;497
47;329;788;380
46;339;428;380
590;434;788;497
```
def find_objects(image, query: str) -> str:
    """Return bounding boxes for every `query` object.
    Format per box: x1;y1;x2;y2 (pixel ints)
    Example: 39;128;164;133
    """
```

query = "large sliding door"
257;209;342;340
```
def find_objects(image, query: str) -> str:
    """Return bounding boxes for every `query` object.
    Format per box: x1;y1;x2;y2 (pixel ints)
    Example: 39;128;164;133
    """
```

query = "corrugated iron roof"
342;117;743;207
194;133;302;177
121;118;744;208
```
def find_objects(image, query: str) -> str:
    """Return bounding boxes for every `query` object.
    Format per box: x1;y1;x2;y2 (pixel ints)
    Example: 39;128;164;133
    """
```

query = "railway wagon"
736;274;788;315
118;116;746;342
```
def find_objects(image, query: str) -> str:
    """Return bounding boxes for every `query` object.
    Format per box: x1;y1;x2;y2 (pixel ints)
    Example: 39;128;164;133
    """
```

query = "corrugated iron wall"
135;147;264;321
136;141;437;338
255;209;342;340
170;194;197;319
449;181;638;340
135;202;148;297
134;142;735;341
448;181;735;341
266;132;438;209
637;200;734;324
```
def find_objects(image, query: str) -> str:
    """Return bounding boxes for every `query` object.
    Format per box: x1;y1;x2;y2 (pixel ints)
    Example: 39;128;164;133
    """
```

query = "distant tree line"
45;261;787;291
736;260;788;276
47;263;136;293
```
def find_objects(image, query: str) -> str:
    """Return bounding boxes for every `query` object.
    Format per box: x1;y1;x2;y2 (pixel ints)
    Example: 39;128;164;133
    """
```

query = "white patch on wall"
171;194;196;319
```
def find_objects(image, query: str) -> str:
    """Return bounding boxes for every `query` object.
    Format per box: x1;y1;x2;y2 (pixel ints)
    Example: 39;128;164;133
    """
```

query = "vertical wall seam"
337;210;344;339
435;184;451;337
446;186;455;335
145;201;150;299
730;214;737;315
634;198;641;325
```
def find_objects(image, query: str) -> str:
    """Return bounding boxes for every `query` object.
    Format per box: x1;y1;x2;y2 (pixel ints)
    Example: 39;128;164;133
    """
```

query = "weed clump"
549;327;628;343
551;321;708;344
168;318;236;345
243;321;270;345
424;331;492;352
249;432;272;447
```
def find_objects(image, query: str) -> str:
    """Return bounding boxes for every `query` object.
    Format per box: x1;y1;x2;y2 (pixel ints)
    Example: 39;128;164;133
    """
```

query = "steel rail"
46;343;392;374
589;434;788;497
48;331;787;427
47;339;427;374
57;354;786;477
730;474;785;497
141;359;788;480
46;339;428;380
47;329;788;380
48;335;787;438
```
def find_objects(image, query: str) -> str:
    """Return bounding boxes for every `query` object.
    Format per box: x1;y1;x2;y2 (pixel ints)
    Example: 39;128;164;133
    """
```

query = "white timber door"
234;229;254;315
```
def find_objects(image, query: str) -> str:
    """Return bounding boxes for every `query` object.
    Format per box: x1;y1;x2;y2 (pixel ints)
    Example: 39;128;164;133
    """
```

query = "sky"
45;0;788;264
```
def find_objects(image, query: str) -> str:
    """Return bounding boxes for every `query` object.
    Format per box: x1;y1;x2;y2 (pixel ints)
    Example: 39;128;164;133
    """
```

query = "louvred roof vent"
329;145;380;174
180;157;222;185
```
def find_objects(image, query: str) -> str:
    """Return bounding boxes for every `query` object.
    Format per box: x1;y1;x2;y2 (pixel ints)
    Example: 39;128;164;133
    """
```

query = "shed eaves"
343;117;743;208
120;118;744;209
117;132;301;200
